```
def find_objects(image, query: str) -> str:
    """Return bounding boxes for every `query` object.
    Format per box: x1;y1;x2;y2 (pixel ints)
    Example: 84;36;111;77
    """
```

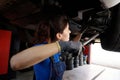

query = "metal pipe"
83;33;99;46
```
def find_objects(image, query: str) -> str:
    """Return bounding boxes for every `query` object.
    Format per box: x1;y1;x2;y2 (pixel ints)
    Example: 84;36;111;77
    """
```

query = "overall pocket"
51;61;66;80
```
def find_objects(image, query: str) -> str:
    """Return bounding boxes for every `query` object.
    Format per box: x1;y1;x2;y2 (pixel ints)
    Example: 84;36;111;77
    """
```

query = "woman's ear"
56;33;62;40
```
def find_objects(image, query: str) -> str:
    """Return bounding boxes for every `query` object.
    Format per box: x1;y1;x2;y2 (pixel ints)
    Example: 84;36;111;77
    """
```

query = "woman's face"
60;23;71;41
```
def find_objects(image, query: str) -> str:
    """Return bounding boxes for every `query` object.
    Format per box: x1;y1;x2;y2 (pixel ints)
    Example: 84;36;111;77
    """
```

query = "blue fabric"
50;61;66;80
33;43;61;80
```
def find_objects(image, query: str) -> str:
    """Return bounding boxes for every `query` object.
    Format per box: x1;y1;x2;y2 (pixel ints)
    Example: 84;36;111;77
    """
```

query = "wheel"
100;3;120;52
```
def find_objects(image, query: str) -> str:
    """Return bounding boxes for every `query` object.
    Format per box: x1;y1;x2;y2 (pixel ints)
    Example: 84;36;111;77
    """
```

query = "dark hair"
33;5;68;44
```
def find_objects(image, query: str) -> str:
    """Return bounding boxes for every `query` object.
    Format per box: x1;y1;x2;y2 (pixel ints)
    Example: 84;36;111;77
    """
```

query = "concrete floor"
63;64;120;80
11;70;34;80
10;64;120;80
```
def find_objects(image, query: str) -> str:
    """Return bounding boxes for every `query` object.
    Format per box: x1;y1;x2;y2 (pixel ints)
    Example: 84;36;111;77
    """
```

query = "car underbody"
0;0;120;52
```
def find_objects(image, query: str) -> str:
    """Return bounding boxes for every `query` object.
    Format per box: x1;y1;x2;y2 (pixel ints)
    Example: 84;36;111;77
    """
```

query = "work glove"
58;41;83;53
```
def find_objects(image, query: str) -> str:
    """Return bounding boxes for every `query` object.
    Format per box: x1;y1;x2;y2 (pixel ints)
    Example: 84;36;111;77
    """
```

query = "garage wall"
90;43;120;69
0;29;12;74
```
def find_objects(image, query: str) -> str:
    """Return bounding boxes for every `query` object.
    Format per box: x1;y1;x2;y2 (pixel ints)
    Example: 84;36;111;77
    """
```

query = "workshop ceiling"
0;0;102;28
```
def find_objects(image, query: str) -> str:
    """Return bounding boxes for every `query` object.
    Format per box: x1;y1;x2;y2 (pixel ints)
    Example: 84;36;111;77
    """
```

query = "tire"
100;3;120;52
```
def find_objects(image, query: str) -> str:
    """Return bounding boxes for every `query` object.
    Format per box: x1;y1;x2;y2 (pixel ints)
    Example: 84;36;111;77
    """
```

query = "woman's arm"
10;41;82;70
10;42;59;70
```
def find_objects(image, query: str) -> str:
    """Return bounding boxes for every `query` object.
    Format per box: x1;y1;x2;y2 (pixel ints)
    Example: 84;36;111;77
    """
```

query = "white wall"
90;43;120;69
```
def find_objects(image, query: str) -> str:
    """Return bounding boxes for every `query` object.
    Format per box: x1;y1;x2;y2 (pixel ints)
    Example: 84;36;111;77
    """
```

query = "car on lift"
0;0;120;52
